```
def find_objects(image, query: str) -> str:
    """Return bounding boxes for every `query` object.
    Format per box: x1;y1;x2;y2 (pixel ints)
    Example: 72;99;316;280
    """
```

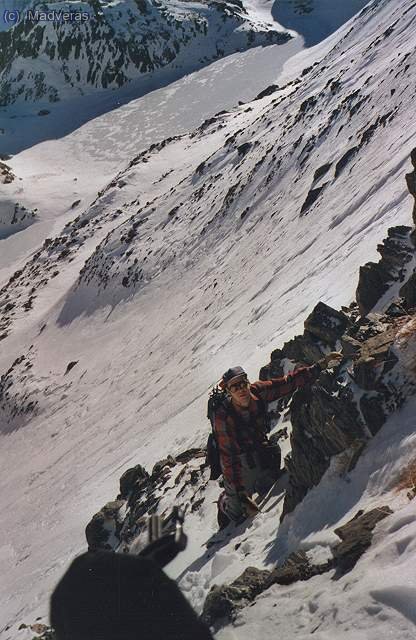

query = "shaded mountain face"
273;0;371;46
0;0;291;105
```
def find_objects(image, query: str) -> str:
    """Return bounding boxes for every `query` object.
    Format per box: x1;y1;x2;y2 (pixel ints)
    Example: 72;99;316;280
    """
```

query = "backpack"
205;385;271;480
206;386;227;480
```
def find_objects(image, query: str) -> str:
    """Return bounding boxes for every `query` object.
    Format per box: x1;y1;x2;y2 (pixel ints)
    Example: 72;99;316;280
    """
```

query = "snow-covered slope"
0;0;290;105
1;0;416;637
273;0;371;47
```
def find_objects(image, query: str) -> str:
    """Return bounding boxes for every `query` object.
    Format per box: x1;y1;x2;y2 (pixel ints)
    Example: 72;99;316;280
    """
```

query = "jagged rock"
282;383;365;518
201;505;392;629
360;394;386;435
335;146;359;177
151;455;176;478
352;312;388;341
202;552;333;629
313;162;332;181
119;463;149;498
352;324;400;389
340;334;362;356
175;447;206;464
237;142;252;156
261;332;324;379
94;446;210;551
405;147;416;226
64;361;78;375
385;301;409;317
400;272;416;309
85;499;126;551
278;332;324;363
266;551;333;588
304;302;350;345
259;360;283;380
353;356;378;390
201;567;271;627
393;316;416;377
356;226;415;317
254;84;279;100
333;506;393;574
300;183;327;215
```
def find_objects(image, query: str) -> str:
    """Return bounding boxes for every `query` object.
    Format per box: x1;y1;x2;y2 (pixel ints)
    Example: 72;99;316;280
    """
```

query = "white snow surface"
1;0;416;638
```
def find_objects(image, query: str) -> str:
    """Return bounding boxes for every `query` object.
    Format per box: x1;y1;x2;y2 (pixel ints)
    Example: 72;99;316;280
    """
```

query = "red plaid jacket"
213;364;321;491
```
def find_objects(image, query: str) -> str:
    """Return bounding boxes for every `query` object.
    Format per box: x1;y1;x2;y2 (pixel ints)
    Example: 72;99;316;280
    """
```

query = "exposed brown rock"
333;506;393;574
202;567;271;627
266;550;332;588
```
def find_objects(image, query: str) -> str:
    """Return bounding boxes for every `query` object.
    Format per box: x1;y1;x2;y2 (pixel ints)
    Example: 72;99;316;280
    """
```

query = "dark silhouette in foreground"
51;508;214;640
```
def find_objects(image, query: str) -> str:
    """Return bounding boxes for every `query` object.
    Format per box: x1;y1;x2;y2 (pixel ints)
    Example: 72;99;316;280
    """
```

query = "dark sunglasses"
228;380;249;392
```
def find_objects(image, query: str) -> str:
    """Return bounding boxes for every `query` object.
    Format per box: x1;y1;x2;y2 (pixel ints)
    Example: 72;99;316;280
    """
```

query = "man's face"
227;376;251;408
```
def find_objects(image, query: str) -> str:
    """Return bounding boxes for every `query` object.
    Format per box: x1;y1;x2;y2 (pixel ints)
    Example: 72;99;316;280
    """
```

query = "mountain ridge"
0;0;290;105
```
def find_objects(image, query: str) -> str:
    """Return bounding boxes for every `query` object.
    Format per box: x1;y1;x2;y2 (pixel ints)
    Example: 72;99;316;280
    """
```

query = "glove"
318;351;343;370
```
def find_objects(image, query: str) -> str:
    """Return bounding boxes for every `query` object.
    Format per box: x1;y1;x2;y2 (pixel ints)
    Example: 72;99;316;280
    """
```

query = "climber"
215;352;343;526
50;550;214;640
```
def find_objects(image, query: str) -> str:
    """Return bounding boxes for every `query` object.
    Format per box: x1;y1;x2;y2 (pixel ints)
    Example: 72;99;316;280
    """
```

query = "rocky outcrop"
283;379;365;518
202;506;392;629
260;170;416;518
266;550;326;586
260;303;353;382
356;225;415;317
202;566;270;627
333;506;393;574
278;306;415;519
0;201;37;240
201;555;325;628
85;499;126;552
405;147;416;226
399;271;416;308
0;352;40;434
85;447;207;552
304;302;350;345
